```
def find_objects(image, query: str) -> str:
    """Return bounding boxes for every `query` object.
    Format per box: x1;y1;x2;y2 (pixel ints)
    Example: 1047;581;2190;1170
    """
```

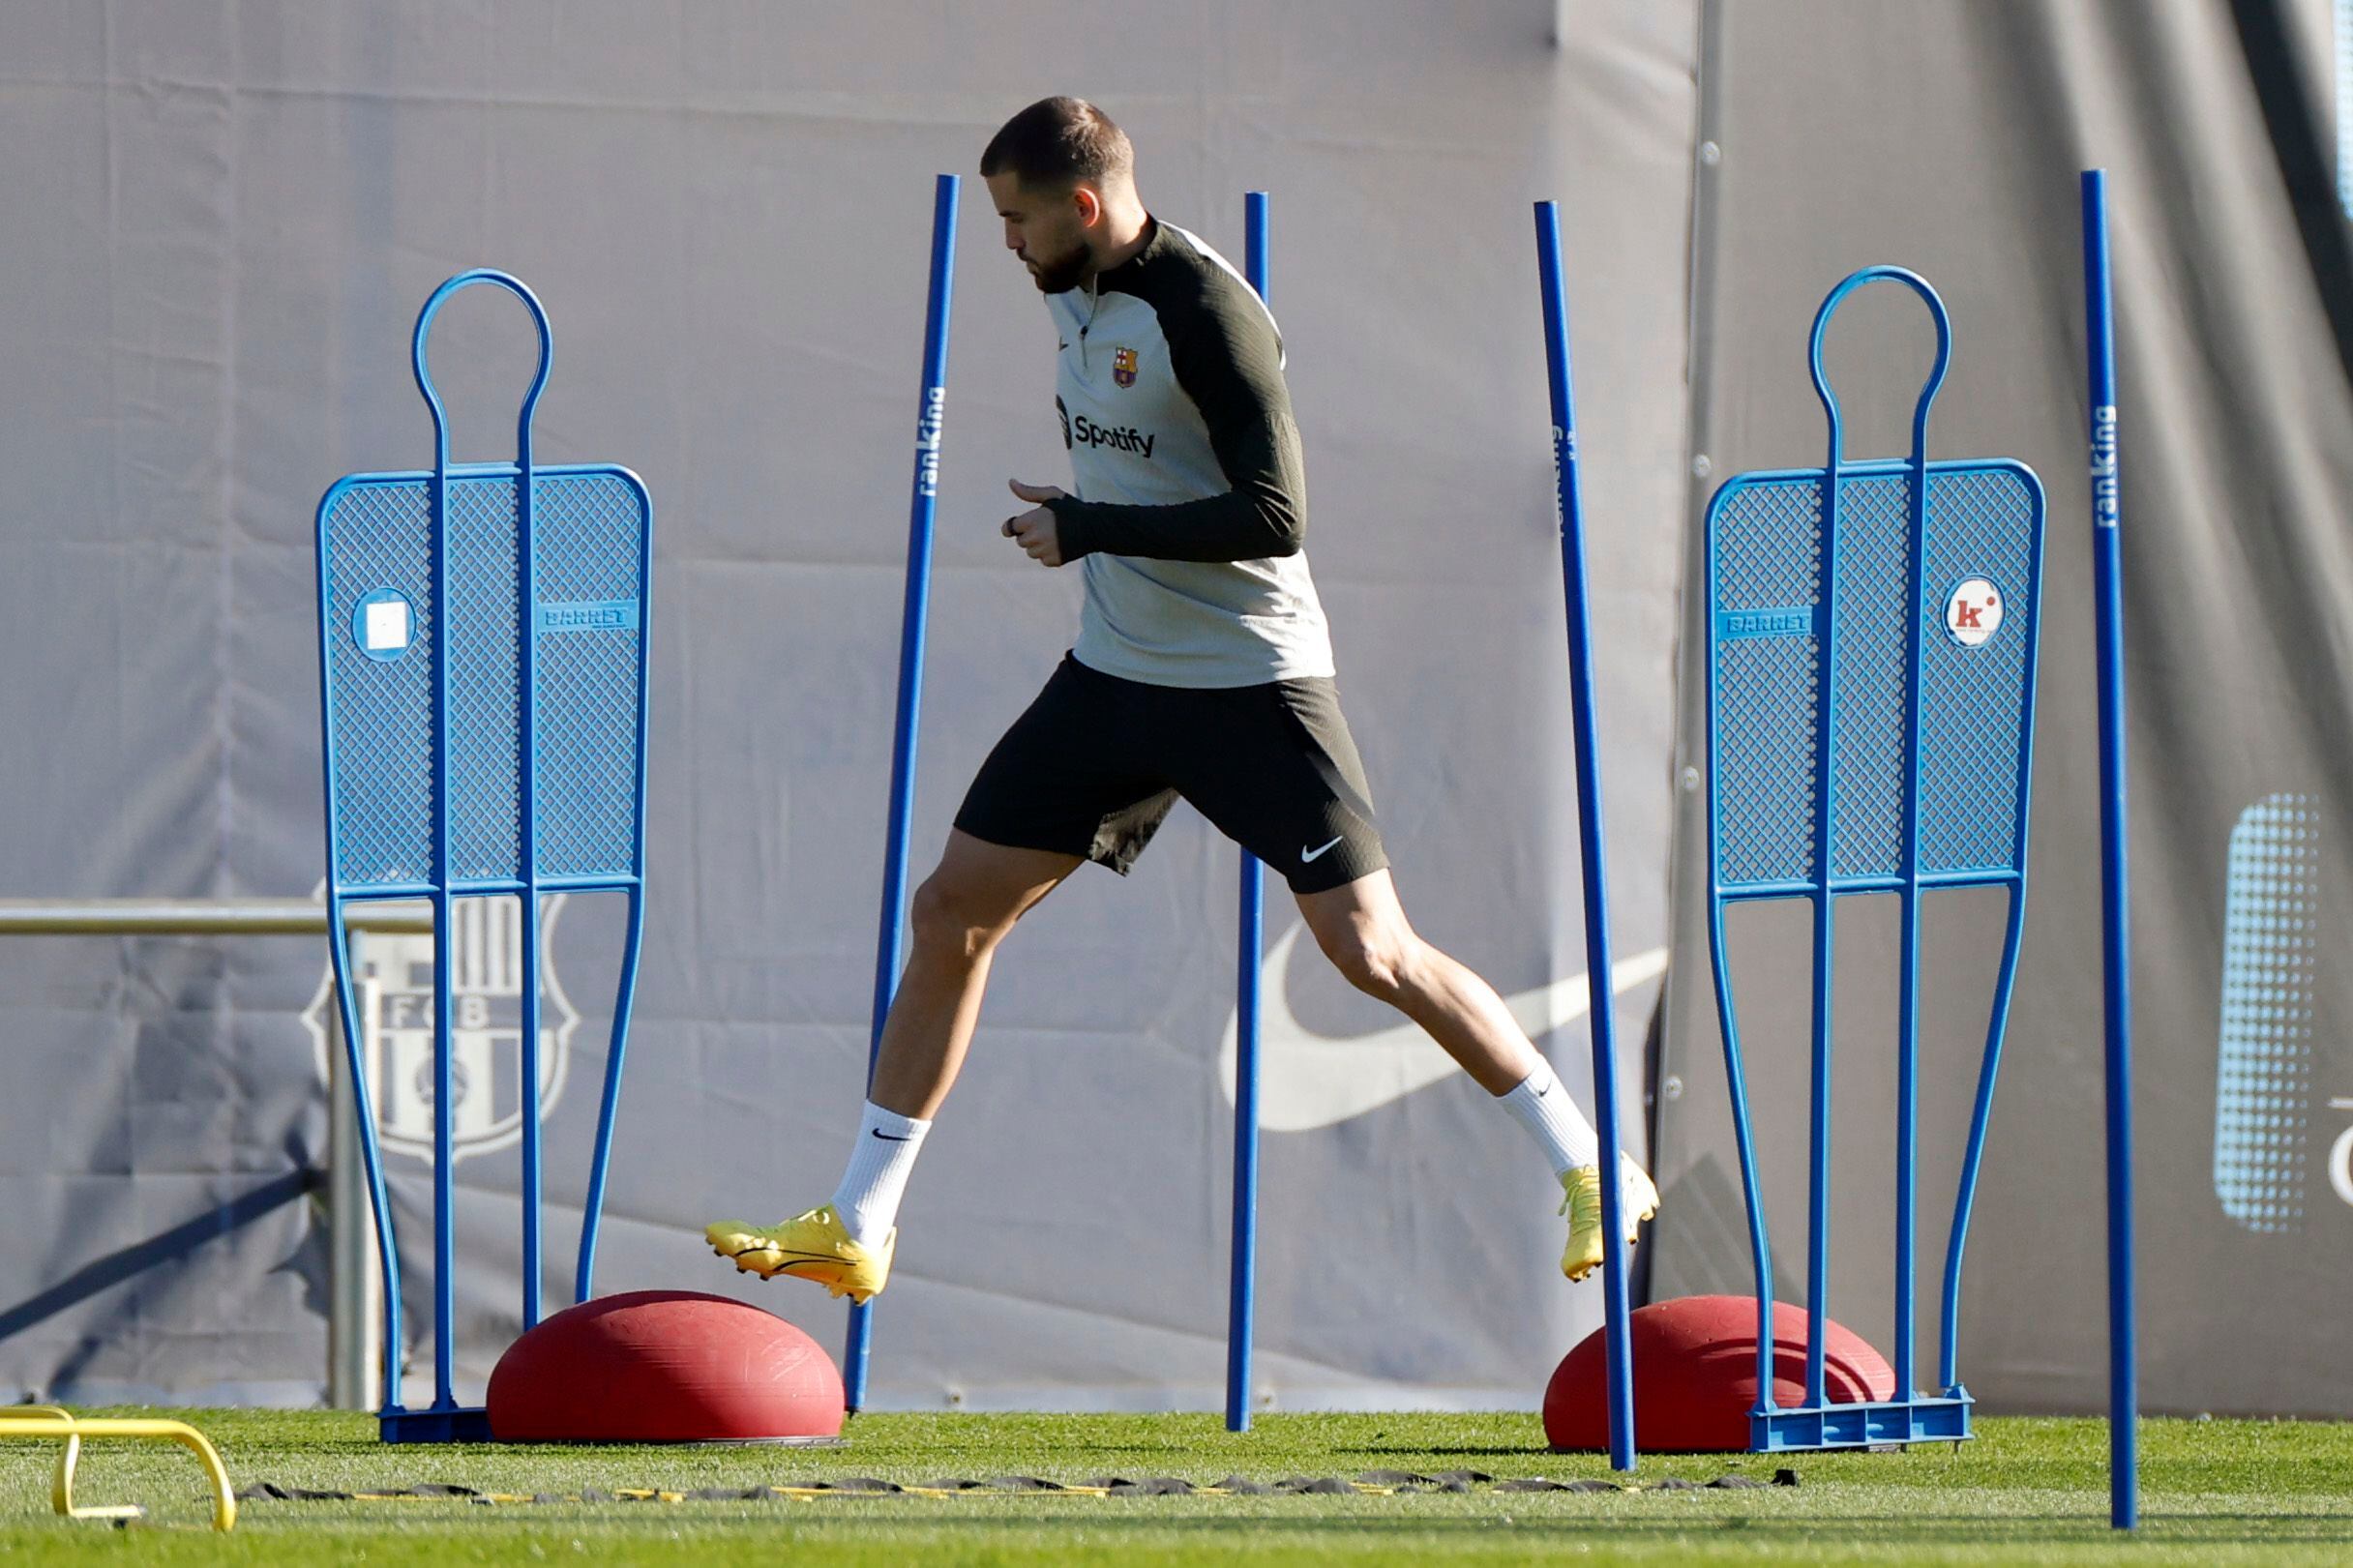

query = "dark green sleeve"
1048;280;1306;563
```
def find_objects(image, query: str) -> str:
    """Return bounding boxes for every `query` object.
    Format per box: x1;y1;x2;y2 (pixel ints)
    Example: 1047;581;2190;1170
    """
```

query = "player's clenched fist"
1002;478;1069;567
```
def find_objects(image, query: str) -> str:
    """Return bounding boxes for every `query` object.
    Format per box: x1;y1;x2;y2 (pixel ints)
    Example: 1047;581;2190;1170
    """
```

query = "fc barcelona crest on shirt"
1113;345;1139;388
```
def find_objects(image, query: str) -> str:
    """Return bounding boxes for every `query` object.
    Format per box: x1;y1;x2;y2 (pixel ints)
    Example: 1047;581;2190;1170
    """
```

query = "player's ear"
1071;184;1103;228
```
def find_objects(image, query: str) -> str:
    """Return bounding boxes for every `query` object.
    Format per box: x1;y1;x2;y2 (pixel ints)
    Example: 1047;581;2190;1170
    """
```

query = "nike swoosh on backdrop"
1216;923;1671;1132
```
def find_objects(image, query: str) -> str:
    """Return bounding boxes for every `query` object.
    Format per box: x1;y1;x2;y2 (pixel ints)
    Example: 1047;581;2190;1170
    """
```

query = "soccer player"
706;97;1656;1304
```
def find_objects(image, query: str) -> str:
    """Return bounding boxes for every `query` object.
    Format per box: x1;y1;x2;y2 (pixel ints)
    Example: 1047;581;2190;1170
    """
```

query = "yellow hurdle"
0;1406;236;1531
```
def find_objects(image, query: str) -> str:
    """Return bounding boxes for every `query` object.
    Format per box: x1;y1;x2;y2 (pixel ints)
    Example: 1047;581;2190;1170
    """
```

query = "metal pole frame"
1701;269;2046;1454
1799;269;1950;1413
415;270;557;1415
315;270;654;1441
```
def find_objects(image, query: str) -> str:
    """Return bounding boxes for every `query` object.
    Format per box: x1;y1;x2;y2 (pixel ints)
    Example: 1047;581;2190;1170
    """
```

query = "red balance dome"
1544;1294;1895;1452
488;1289;845;1443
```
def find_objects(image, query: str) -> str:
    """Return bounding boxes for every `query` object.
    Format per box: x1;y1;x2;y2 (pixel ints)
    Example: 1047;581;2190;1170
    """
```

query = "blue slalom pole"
845;172;958;1412
1225;190;1270;1435
1533;201;1636;1471
2081;167;2138;1532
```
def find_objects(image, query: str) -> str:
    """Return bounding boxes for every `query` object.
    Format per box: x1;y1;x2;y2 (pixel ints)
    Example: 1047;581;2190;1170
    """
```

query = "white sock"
830;1102;931;1247
1497;1056;1600;1176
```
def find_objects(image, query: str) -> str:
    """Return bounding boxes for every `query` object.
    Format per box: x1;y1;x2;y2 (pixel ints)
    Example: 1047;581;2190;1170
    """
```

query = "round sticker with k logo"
1944;577;2004;647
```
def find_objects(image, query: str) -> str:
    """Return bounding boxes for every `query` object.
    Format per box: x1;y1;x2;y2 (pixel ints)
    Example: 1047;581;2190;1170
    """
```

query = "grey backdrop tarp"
1651;0;2353;1419
0;3;1698;1408
9;0;2349;1423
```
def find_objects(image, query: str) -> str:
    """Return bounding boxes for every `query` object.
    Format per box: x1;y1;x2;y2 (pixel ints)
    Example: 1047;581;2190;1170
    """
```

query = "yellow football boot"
1560;1161;1660;1283
704;1205;894;1303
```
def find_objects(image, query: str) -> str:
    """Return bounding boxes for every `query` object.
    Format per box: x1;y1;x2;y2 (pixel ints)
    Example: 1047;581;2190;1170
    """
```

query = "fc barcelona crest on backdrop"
1113;346;1138;387
304;892;580;1166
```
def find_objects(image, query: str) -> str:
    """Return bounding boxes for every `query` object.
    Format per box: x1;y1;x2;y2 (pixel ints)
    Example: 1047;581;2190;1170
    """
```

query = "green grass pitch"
0;1409;2346;1562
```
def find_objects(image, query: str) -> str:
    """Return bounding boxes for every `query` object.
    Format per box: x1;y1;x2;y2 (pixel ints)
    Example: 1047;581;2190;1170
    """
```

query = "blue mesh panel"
1918;465;2039;875
1716;637;1819;885
533;472;646;880
1828;474;1911;881
1712;475;1821;886
323;481;435;887
446;475;523;884
322;463;644;897
1709;460;2040;893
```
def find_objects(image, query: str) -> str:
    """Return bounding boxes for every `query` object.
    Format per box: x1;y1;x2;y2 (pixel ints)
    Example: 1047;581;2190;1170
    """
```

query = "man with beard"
706;97;1656;1304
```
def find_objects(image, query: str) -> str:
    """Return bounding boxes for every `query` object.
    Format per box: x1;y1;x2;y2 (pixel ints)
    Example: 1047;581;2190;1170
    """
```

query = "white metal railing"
0;899;432;1410
0;901;429;937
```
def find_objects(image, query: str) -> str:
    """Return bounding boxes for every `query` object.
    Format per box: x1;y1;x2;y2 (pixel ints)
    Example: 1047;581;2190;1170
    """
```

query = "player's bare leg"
1293;869;1538;1092
1294;869;1657;1279
867;831;1084;1117
705;831;1081;1297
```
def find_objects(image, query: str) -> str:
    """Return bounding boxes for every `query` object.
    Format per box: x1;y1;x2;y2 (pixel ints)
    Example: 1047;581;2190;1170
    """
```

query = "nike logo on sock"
1300;835;1346;864
871;1129;914;1142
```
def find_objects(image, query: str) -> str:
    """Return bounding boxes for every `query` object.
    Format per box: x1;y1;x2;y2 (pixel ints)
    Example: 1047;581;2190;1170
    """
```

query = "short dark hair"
980;97;1133;188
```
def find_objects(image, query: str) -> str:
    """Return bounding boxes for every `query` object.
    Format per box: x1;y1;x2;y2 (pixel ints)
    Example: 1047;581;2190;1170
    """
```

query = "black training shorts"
955;654;1388;895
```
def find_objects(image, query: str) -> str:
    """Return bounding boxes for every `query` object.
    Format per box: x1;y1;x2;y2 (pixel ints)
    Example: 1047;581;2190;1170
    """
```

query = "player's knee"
907;875;1003;967
1325;924;1415;1001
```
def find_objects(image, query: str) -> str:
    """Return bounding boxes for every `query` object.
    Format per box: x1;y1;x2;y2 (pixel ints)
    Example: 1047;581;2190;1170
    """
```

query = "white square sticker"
365;598;411;651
